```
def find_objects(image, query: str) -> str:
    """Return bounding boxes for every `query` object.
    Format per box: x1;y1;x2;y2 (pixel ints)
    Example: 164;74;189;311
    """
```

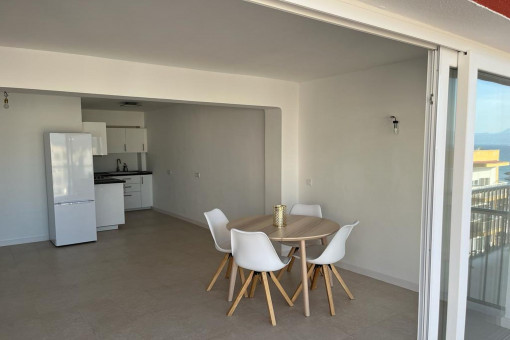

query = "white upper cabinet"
125;128;147;153
106;128;127;153
106;128;148;153
82;122;108;155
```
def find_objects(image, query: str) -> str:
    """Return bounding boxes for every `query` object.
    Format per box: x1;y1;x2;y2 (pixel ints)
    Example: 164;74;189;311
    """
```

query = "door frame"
419;47;458;340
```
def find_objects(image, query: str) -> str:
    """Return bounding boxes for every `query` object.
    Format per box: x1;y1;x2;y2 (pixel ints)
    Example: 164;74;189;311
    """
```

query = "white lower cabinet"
141;175;153;208
124;191;142;210
112;174;153;210
94;183;125;231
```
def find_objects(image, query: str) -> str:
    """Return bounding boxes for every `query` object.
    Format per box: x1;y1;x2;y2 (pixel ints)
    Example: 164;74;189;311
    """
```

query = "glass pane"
465;72;510;339
438;68;458;339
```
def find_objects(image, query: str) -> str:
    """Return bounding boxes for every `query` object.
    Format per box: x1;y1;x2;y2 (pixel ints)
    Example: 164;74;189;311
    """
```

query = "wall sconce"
390;115;399;135
3;91;9;109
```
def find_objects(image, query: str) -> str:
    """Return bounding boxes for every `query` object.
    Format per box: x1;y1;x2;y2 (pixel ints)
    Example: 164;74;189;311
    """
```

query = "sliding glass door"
437;67;458;339
438;52;510;339
463;71;510;339
423;47;458;340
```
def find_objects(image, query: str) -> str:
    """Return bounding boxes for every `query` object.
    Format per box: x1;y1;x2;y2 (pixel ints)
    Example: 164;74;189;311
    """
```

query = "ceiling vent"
120;101;141;107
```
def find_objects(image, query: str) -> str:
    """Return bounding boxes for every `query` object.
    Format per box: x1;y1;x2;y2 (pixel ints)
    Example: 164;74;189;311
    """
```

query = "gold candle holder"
273;205;287;228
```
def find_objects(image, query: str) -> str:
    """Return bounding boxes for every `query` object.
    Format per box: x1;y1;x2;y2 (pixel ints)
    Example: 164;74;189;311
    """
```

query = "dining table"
226;214;340;317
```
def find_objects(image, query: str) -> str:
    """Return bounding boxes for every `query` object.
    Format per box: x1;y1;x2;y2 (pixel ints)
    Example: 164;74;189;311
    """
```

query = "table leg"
300;240;310;316
228;260;238;302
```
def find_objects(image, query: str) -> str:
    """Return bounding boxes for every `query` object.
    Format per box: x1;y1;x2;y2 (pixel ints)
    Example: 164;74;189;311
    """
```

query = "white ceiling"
0;0;426;82
357;0;510;54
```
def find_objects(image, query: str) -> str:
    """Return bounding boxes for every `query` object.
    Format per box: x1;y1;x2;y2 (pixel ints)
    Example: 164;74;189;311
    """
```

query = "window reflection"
465;72;510;339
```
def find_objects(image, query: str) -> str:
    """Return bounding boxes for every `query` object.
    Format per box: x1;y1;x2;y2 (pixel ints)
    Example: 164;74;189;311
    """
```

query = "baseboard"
0;235;49;247
336;261;419;292
97;225;119;232
152;208;208;229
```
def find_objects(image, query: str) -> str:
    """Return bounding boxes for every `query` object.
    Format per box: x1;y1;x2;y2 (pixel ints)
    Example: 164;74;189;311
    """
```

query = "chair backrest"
314;221;359;264
204;209;231;253
290;203;322;218
231;229;287;272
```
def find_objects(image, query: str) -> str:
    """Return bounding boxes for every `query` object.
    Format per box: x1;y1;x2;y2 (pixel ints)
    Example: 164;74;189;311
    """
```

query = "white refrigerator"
44;133;97;246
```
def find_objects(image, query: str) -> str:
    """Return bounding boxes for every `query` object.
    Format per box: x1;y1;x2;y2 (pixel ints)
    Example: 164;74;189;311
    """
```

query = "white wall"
145;104;265;223
299;57;428;290
82;109;145;172
92;153;140;173
82;109;145;127
0;93;83;246
0;46;299;207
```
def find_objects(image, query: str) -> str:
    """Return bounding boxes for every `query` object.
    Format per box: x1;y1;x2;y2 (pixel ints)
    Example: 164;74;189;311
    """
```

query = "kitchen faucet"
116;158;122;172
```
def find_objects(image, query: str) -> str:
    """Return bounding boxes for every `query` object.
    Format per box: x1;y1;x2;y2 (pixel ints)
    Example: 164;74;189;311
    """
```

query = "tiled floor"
0;210;418;339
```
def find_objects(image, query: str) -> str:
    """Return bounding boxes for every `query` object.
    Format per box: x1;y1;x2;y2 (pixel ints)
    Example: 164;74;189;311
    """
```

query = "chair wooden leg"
225;255;233;279
239;267;248;298
287;248;298;272
206;253;229;291
330;265;355;300
227;271;254;316
310;266;321;290
269;271;293;306
277;247;297;279
323;265;335;316
261;272;276;326
228;261;238;301
249;273;259;298
291;264;315;302
329;267;334;287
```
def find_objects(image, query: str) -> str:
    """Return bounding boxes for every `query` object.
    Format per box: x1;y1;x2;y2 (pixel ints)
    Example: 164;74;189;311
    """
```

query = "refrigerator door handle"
55;200;95;206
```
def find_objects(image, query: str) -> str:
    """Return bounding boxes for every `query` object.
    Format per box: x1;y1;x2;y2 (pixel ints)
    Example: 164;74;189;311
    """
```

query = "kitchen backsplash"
93;153;140;172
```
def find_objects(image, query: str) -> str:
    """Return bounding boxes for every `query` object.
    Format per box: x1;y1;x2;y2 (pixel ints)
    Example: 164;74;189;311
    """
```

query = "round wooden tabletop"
226;215;340;242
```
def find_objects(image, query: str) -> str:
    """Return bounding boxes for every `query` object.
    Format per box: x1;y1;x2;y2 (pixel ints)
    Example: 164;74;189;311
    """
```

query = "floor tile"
0;210;419;339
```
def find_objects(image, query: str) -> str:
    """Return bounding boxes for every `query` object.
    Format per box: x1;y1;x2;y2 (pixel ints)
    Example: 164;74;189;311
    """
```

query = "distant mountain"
475;129;510;145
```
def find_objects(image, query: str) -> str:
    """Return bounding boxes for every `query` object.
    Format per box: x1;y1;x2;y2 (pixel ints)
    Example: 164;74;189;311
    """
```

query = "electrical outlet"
306;178;312;186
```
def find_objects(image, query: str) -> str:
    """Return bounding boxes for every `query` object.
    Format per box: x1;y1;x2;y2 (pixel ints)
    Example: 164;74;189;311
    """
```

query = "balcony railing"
468;184;510;309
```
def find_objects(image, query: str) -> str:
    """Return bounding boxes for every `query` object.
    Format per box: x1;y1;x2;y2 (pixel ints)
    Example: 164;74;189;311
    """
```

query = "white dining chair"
204;209;246;292
277;203;323;279
291;221;359;316
227;229;293;326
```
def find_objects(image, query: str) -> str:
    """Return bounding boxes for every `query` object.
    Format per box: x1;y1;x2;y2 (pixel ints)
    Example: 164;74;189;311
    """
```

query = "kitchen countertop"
94;178;126;185
94;171;153;177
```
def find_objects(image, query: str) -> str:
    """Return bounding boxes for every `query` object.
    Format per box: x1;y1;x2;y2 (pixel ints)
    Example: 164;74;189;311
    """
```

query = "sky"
474;78;510;134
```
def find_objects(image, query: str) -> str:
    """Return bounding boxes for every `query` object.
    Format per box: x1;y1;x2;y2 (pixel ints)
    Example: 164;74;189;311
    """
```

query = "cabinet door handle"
124;194;132;197
143;143;145;151
142;177;144;185
124;144;127;151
